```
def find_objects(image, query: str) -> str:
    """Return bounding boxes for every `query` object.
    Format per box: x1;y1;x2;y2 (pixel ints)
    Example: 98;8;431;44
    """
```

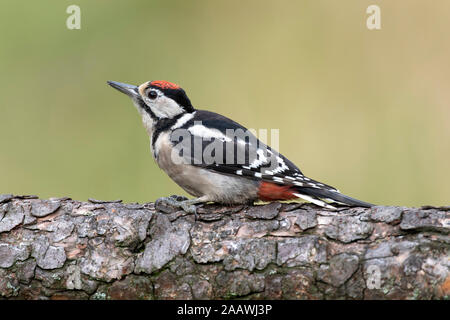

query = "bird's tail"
293;187;374;209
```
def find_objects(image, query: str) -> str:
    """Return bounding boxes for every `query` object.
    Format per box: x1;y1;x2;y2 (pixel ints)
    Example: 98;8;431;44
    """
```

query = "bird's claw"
180;203;198;220
155;195;199;220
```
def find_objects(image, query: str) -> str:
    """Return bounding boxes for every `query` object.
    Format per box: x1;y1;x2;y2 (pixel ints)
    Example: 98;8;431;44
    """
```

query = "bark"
0;194;448;300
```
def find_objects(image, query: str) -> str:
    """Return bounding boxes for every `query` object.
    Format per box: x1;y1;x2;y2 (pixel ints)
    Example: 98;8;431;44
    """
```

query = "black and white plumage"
107;80;374;212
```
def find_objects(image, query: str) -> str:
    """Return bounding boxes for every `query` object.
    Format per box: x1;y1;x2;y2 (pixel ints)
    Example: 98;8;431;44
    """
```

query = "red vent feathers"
150;80;180;90
257;182;297;201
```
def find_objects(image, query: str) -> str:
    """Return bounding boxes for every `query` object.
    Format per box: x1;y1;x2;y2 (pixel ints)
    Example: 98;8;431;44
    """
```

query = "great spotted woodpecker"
107;80;373;215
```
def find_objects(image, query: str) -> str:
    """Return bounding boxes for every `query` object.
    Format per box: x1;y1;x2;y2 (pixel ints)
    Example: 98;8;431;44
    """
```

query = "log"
0;194;448;300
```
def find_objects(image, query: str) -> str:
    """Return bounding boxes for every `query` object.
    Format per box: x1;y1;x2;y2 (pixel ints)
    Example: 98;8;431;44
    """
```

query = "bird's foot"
155;195;199;220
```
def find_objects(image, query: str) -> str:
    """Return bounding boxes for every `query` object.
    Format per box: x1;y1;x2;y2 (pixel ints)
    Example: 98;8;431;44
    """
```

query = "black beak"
107;81;139;99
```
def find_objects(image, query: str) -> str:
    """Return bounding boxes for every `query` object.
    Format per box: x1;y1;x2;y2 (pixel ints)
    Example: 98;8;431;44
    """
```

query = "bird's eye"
148;90;158;100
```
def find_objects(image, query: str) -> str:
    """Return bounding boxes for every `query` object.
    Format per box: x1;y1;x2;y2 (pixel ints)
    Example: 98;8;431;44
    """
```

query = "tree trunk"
0;194;448;300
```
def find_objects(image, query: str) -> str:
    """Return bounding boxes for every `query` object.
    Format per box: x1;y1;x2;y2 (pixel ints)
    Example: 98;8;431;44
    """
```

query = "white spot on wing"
249;149;268;169
271;156;289;174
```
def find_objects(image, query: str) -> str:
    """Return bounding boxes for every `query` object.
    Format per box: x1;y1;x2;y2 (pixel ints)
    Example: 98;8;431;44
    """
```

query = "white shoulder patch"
188;124;231;142
171;112;195;130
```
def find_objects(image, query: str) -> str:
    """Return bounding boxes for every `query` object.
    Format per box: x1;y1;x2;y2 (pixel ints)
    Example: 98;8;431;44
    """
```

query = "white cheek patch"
144;95;184;119
158;96;184;118
140;86;185;119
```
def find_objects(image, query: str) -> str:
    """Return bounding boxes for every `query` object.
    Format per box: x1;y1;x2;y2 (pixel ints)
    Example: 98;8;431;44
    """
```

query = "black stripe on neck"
142;103;157;120
151;113;185;150
135;96;158;120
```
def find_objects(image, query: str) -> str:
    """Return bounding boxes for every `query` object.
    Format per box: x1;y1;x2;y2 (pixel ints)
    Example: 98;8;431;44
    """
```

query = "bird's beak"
107;81;139;99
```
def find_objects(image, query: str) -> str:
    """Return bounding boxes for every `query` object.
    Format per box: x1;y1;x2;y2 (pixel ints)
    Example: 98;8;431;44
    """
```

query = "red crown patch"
150;80;180;90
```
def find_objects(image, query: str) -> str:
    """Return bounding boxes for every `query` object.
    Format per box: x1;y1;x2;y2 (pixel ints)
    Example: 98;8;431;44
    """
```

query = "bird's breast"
151;131;259;203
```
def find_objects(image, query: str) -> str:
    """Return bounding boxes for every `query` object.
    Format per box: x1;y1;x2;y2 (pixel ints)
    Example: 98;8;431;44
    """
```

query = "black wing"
170;110;338;192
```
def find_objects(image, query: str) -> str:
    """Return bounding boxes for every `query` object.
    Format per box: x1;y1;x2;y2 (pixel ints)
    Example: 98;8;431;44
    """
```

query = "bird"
107;79;374;216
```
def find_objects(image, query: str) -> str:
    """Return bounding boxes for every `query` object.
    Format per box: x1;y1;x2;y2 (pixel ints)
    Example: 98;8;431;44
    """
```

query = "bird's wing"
170;110;338;192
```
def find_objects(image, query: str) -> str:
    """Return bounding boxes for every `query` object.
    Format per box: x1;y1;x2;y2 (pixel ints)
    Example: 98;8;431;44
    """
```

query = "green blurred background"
0;0;448;207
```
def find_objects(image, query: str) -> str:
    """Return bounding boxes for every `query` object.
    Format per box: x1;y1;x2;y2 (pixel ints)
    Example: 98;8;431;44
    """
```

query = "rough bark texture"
0;194;448;300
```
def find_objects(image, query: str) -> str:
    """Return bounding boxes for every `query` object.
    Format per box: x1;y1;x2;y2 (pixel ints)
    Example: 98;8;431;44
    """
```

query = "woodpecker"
107;80;373;215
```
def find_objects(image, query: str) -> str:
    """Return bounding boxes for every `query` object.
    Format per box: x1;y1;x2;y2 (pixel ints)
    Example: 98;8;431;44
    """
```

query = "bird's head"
107;80;195;121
